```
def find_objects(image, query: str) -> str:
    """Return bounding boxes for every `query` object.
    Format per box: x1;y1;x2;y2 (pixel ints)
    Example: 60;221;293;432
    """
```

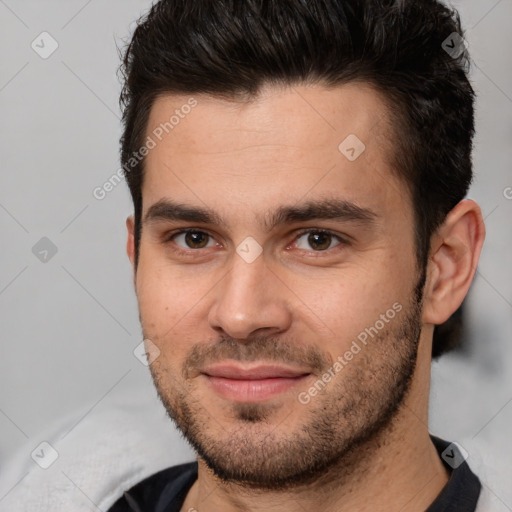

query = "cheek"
134;252;221;365
136;251;211;318
288;261;414;343
135;264;187;346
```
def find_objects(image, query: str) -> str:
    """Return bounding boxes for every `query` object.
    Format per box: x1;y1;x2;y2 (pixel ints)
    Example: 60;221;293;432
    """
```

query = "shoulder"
107;461;198;512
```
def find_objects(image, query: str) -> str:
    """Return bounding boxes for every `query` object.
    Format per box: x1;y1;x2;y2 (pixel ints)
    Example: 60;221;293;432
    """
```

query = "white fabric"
471;438;512;512
0;388;194;512
0;389;506;511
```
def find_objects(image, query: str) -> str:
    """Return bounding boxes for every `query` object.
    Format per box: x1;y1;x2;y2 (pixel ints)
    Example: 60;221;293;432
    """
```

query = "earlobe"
422;200;485;325
126;216;136;267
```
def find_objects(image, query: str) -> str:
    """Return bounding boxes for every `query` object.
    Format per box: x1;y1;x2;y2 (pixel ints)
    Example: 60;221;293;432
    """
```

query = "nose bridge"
226;254;264;305
208;249;291;339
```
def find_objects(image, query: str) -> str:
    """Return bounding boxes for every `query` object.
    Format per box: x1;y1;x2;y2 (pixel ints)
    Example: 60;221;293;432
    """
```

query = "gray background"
0;0;511;507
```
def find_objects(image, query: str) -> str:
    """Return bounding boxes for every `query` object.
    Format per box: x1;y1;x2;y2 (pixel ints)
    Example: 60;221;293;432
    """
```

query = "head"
120;0;485;488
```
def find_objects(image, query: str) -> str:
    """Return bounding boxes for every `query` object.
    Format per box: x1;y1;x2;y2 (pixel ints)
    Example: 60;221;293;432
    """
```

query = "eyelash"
163;228;348;256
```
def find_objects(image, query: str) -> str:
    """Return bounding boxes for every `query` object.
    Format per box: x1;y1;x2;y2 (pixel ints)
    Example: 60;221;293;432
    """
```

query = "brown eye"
308;232;331;251
295;230;341;252
184;231;209;248
172;230;214;249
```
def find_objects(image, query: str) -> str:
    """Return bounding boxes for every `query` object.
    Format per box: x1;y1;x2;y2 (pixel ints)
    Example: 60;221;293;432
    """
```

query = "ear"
126;215;136;269
422;199;485;325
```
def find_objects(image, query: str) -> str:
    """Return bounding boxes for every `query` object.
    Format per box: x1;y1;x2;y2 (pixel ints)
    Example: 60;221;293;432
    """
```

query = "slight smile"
201;363;312;402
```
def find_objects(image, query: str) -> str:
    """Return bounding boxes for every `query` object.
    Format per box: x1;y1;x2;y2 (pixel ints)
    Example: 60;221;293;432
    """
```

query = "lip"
201;363;311;402
203;363;310;380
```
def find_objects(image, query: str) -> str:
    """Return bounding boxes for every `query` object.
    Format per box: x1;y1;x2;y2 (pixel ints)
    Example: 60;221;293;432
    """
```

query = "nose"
208;250;293;341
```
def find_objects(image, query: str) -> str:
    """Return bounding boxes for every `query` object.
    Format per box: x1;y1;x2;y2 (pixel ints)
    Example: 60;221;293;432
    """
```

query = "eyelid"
163;228;220;254
290;228;348;251
163;227;349;254
165;228;208;239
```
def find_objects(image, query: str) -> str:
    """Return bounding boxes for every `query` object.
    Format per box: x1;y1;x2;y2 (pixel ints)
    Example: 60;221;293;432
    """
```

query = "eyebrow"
143;198;378;230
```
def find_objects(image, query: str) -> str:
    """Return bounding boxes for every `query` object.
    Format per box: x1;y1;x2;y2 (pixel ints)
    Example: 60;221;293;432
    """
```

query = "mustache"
182;334;333;379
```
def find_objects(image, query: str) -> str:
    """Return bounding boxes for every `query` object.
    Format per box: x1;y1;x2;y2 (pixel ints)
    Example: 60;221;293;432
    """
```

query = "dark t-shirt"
108;436;481;512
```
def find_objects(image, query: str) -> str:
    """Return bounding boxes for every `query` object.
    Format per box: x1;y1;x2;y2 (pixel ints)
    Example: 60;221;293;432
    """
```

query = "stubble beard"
146;287;424;490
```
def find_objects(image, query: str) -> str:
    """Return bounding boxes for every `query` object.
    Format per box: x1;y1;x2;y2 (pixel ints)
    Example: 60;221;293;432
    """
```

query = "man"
110;0;486;510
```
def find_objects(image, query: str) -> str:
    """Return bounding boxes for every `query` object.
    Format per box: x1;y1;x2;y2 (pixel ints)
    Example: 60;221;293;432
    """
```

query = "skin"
126;82;485;512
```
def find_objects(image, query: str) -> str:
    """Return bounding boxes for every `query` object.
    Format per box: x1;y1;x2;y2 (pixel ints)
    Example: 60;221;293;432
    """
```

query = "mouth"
201;363;312;402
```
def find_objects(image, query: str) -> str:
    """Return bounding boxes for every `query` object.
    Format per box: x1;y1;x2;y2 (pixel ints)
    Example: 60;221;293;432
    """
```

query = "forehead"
142;82;410;225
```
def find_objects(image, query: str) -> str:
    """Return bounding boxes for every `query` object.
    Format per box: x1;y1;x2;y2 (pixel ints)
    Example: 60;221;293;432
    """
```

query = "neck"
181;335;449;512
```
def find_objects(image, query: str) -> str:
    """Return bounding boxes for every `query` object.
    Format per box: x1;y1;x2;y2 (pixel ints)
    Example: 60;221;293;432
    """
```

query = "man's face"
130;83;425;488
